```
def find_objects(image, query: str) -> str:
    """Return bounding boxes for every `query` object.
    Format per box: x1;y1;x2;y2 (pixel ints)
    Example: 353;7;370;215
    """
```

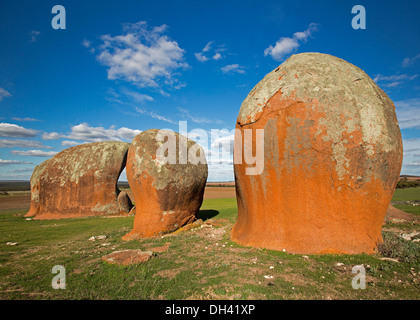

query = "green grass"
392;187;420;202
0;196;419;300
391;187;420;216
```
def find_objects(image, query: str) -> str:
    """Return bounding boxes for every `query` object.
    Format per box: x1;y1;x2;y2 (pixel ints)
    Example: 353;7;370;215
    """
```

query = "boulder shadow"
197;209;219;221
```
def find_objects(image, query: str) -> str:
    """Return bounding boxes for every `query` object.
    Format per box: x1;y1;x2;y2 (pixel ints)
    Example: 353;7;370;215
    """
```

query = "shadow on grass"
197;209;219;221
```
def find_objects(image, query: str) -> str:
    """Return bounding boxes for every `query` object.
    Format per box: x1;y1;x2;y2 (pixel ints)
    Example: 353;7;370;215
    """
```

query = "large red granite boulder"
123;129;208;240
231;52;403;254
29;141;132;219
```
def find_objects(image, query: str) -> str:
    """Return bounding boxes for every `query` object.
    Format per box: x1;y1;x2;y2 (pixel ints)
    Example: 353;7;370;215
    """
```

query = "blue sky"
0;0;420;181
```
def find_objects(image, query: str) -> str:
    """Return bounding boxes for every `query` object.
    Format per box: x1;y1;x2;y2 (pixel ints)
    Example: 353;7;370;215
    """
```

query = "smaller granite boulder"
123;129;208;240
30;141;130;219
117;191;133;214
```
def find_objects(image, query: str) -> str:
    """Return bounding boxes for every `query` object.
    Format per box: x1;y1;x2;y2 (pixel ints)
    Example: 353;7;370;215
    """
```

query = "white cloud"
178;107;222;124
0;123;38;138
212;52;222;61
402;54;420;68
373;74;418;88
195;52;209;62
120;88;153;104
0;88;12;102
96;21;188;90
264;23;319;61
0;159;32;166
44;123;142;143
61;140;82;147
404;162;420;166
202;41;213;52
394;98;420;129
9;168;34;173
135;107;177;124
68;123;141;142
42;132;63;140
12;117;40;122
221;64;245;75
211;133;235;155
195;41;225;62
82;39;95;54
0;139;51;149
401;138;420;176
10;150;58;157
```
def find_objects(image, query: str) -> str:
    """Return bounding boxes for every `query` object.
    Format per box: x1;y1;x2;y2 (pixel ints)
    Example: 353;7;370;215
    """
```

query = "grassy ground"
0;192;419;300
391;187;420;215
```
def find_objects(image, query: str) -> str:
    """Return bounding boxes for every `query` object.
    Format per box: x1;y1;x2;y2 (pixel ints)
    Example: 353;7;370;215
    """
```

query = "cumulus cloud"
43;123;142;143
42;132;63;140
96;21;188;90
0;123;38;138
10;150;58;157
221;64;245;75
210;133;235;155
0;88;12;102
264;23;319;61
61;140;82;147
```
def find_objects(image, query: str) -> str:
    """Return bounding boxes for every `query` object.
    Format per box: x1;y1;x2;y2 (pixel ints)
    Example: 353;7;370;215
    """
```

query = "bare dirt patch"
0;192;30;211
385;204;417;222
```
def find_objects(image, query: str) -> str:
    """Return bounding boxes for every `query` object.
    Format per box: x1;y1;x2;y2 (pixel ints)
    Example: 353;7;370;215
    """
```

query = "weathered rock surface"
30;141;131;219
117;191;134;214
231;52;403;254
25;158;51;217
123;129;208;240
102;250;153;266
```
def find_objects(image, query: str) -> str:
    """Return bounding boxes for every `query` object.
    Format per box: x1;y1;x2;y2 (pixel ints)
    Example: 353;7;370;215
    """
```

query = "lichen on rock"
28;141;131;219
232;52;403;254
123;129;208;240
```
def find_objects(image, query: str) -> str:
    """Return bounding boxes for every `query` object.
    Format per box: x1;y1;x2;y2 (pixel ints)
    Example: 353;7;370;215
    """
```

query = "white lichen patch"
45;141;129;185
129;129;208;191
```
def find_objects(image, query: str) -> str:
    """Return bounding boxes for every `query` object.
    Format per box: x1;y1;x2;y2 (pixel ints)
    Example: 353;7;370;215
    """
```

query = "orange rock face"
231;53;403;254
123;129;208;240
28;141;131;219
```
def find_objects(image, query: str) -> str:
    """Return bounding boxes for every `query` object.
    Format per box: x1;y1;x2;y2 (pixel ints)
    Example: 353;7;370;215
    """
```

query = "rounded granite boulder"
30;141;131;219
123;129;208;239
231;52;403;254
